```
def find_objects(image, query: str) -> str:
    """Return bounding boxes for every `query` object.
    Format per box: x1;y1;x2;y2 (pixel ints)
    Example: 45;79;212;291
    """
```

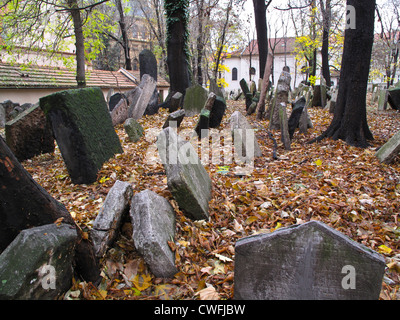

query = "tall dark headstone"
40;87;123;184
139;49;158;81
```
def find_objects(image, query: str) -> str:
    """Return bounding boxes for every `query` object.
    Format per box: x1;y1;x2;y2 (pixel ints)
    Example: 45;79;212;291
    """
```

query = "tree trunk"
320;0;331;88
253;0;268;79
116;0;132;70
68;0;86;88
310;0;375;148
0;137;100;283
165;0;191;95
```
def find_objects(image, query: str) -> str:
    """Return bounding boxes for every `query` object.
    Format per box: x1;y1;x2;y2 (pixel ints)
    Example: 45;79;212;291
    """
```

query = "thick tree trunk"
311;0;375;148
0;137;100;283
68;0;86;88
116;0;132;70
253;0;268;79
165;0;191;95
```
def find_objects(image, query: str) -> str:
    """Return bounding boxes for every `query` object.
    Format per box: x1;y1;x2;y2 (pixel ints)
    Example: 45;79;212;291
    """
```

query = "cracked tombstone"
130;189;177;278
91;180;133;258
234;221;386;300
156;127;212;220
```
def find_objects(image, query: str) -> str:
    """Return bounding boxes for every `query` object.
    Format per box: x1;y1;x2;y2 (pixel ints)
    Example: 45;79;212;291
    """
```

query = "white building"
221;38;337;95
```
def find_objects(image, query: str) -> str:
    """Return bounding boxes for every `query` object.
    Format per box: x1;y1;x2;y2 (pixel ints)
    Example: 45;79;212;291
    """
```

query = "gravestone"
230;111;262;163
5;103;55;161
1;100;19;123
234;221;386;300
128;74;157;120
239;79;253;111
183;84;208;116
376;129;400;164
288;96;306;140
170;92;183;113
139;49;158;81
109;93;125;112
111;98;129;126
0;223;77;300
194;93;217;139
40;87;123;184
388;87;400;110
130;189;177;278
124;118;144;143
209;95;227;128
0;104;5;128
91;180;133;258
156;127;212;220
163;109;186;129
378;90;389;111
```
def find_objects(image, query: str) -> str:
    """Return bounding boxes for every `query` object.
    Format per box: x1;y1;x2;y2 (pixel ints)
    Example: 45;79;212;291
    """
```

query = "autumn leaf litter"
13;94;400;300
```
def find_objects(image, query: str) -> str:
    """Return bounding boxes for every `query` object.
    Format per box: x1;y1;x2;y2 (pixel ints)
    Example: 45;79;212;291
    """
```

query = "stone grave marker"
91;180;133;258
163;109;186;129
109;93;125;112
378;90;389;111
40;87;123;184
111;98;129;126
124;118;145;143
129;74;157;120
130;189;177;278
156;127;212;220
139;49;158;81
209;95;227;128
183;84;208;116
388;87;400;110
234;221;386;300
5;103;55;161
230;111;262;163
0;103;5;128
170;92;183;112
376;129;400;164
0;223;77;300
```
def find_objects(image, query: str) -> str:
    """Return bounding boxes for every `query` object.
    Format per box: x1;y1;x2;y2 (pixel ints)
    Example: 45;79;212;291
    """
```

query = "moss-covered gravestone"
183;84;208;116
40;87;123;184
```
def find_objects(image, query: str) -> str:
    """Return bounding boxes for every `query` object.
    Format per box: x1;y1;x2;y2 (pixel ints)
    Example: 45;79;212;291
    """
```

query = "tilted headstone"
91;180;133;258
234;221;386;300
230;111;262;163
388;87;400;110
239;79;253;111
130;189;177;278
111;98;129;126
139;49;158;81
288;96;306;140
156;127;212;220
209;95;227;128
170;92;183;113
163;109;186;129
40;87;123;184
0;223;77;300
376;129;400;164
5;103;55;161
183;84;208;116
124;118;144;143
378;90;389;111
109;93;125;112
128;74;157;120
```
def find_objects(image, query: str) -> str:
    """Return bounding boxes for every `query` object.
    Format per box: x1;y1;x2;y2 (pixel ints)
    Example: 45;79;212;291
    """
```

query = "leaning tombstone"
378;90;389;111
129;74;157;120
91;180;133;258
387;87;400;110
40;87;123;184
375;129;400;164
109;93;125;112
234;221;386;300
183;84;208;116
194;92;217;139
111;97;129;126
0;223;77;300
5;103;55;161
130;189;177;278
162;109;186;129
288;96;306;140
209;95;227;128
240;79;253;111
156;127;212;220
139;49;158;81
279;103;291;150
170;92;183;113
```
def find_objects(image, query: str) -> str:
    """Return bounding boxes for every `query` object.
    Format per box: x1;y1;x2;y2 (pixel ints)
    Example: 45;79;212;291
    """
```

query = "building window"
232;67;238;81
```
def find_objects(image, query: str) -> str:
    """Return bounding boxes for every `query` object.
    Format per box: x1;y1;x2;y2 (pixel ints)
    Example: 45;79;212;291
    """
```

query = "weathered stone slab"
129;74;157;120
40;87;123;184
156;127;212;220
0;223;77;300
388;87;400;110
5;103;55;161
109;93;125;112
170;92;183;113
209;95;226;128
163;109;185;129
234;221;386;300
0;103;5;128
230;111;262;163
376;129;400;164
183;84;208;116
288;96;306;140
139;49;158;81
91;180;133;258
130;189;177;278
378;89;389;111
111;98;129;126
124;118;144;143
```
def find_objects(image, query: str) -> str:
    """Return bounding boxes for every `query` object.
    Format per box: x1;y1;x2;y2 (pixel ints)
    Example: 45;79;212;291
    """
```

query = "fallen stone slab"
234;221;385;300
130;189;177;278
156;127;212;220
0;223;77;300
91;180;133;258
40;87;123;184
376;129;400;164
5;103;55;161
162;109;185;129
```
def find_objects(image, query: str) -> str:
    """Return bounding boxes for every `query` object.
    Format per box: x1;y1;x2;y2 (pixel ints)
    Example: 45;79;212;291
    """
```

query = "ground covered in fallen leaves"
10;94;400;300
